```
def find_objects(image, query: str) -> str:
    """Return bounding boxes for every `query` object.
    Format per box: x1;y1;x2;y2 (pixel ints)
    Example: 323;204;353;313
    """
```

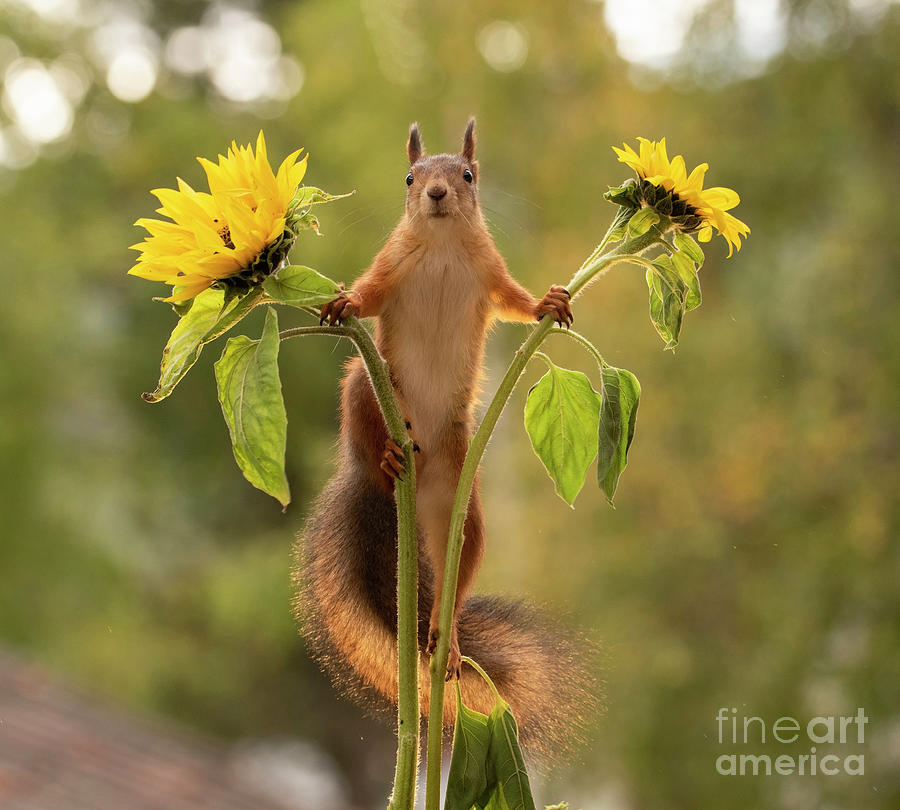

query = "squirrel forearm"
489;266;540;323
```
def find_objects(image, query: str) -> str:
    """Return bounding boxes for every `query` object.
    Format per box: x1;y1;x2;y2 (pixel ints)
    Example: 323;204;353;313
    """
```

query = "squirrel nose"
427;183;447;200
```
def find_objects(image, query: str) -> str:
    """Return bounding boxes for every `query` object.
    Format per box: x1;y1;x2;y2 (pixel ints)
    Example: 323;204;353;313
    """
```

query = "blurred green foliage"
1;1;898;807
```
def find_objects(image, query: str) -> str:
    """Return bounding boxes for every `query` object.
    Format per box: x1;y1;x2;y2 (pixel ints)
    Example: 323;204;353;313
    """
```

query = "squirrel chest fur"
380;235;491;441
298;120;588;756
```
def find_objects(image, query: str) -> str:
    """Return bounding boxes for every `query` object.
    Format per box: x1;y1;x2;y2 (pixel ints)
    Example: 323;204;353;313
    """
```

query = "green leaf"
291;186;354;207
597;365;641;504
445;683;492;810
604;179;639;208
142;286;264;403
646;258;686;350
262;264;340;308
214;307;290;507
289;209;322;235
627;206;660;237
674;230;705;265
524;360;602;506
670;249;702;311
486;699;536;810
607;222;628;243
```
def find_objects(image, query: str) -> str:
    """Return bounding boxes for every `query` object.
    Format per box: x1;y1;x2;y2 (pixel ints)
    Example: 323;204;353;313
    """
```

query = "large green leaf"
214;307;290;507
597;365;641;504
485;699;536;810
262;264;339;308
445;683;492;810
142;286;264;402
524;360;602;506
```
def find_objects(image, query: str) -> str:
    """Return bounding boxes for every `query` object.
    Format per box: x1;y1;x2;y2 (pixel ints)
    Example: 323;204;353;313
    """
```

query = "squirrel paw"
320;286;360;325
535;285;573;328
427;626;462;681
380;437;406;481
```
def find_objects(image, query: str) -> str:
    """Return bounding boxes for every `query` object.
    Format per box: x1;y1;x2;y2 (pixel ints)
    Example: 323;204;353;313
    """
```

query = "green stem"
460;656;500;701
422;224;664;810
576;205;633;272
548;327;608;369
281;316;419;810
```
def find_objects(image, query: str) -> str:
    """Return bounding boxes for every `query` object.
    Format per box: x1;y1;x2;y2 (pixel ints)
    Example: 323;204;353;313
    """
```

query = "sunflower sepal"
287;209;322;236
604;179;640;208
290;186;355;209
153;291;196;317
640;179;660;207
626;207;663;238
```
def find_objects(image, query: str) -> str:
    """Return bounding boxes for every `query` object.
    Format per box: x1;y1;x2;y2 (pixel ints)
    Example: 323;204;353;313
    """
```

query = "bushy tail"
292;465;598;759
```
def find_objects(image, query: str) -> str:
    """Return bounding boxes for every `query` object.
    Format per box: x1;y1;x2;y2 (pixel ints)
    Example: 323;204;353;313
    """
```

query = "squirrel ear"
462;117;476;162
407;123;423;165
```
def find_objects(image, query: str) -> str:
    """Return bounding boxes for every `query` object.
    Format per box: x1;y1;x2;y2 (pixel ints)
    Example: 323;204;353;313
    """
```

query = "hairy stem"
548;327;608;369
281;317;419;810
423;224;664;810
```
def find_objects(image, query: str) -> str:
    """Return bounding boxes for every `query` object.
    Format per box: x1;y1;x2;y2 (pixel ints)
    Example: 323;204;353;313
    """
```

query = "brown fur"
296;121;587;756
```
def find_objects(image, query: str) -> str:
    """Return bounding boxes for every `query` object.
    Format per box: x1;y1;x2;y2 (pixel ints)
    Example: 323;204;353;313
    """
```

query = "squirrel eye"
406;173;414;186
463;169;473;183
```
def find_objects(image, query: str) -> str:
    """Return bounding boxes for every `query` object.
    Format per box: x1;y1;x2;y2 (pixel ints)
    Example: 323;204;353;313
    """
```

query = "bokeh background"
1;0;898;808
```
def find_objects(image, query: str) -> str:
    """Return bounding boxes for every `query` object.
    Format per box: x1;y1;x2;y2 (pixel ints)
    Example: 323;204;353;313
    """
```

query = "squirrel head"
403;118;482;233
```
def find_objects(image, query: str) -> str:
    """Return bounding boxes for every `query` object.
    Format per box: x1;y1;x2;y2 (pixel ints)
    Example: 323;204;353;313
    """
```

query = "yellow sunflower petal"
701;186;741;211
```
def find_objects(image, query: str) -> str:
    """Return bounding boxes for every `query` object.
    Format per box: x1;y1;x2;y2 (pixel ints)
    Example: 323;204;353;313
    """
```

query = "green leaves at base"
142;286;264;402
524;359;602;506
214;307;290;507
487;700;534;810
597;365;641;504
445;683;492;810
445;668;536;810
262;264;340;307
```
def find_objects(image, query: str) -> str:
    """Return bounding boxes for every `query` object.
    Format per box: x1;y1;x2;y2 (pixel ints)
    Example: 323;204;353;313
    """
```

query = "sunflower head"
128;131;309;302
608;137;750;256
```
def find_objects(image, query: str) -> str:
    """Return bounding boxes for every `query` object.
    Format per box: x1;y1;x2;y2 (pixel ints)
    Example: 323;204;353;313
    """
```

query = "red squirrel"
295;120;590;753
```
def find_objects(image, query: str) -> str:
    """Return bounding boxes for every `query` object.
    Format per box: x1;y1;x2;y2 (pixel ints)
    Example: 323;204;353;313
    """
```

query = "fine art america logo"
716;707;868;776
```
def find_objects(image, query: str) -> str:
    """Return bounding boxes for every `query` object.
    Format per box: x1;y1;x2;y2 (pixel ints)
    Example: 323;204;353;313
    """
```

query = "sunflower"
129;131;308;302
612;137;750;256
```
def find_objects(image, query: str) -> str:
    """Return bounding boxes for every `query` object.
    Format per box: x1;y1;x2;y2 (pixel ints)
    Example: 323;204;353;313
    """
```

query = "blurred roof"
0;648;326;810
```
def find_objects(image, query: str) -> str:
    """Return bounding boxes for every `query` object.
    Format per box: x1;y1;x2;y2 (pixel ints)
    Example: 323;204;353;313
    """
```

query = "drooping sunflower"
613;137;750;256
129;131;308;302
